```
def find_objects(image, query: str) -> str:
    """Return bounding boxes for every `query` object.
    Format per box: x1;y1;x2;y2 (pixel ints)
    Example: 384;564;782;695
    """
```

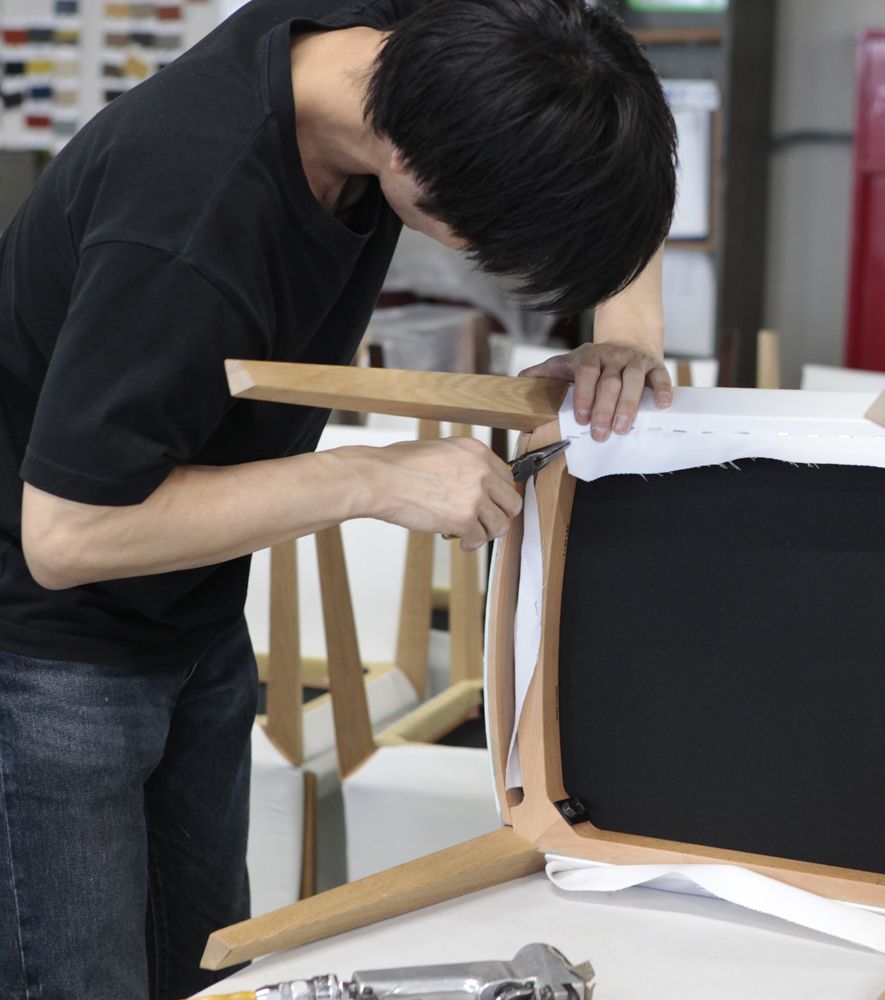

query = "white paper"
546;855;885;954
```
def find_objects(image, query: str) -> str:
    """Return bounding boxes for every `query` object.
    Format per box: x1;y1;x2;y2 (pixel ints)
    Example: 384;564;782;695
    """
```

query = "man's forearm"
22;450;368;590
593;244;665;358
21;436;522;590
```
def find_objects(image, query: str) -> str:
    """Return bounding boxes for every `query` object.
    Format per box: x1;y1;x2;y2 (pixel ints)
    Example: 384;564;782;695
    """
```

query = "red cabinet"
845;31;885;370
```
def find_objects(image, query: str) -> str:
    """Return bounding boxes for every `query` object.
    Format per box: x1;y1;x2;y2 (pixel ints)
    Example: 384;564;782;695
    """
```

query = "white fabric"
801;363;885;393
193;872;885;1000
559;386;885;483
546;856;885;955
248;725;305;916
343;744;500;881
504;478;541;790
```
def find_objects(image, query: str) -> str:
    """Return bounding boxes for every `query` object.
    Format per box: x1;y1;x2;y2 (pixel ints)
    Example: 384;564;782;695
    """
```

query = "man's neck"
290;27;388;217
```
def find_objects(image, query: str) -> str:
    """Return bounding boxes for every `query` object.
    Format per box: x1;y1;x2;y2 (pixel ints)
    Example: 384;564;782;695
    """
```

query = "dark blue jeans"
0;617;257;1000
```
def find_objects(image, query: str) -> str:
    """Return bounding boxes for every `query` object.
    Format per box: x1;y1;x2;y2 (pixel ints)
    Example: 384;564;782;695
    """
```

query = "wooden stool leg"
298;770;318;901
265;540;303;766
756;328;781;389
315;525;376;778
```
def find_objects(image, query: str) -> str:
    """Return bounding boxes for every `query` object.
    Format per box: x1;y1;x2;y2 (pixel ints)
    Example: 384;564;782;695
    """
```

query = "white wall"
765;0;885;386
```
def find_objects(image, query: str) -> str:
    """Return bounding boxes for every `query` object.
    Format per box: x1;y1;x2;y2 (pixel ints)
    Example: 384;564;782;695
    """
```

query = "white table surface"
193;873;885;1000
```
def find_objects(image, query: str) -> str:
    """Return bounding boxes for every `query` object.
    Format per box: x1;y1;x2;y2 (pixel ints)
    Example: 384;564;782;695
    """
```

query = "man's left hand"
519;341;672;442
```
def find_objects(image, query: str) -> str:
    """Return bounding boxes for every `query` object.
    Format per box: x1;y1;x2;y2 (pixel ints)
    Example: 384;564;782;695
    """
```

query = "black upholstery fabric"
558;459;885;873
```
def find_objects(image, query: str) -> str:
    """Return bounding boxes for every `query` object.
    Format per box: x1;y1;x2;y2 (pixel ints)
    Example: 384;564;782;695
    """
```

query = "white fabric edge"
544;854;885;954
559;386;885;484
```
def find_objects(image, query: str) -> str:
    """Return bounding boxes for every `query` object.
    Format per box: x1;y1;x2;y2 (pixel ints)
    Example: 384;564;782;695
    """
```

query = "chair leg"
201;827;544;970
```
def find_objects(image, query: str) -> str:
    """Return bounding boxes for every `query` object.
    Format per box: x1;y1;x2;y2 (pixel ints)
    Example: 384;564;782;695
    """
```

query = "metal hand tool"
508;440;570;484
199;942;595;1000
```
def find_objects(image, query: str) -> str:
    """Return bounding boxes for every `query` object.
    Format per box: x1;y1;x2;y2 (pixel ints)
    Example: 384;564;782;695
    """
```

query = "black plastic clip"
554;796;589;826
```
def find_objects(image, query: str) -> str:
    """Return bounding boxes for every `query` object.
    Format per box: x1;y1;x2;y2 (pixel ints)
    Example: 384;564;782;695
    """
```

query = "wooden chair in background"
248;539;316;915
313;515;497;881
251;416;490;889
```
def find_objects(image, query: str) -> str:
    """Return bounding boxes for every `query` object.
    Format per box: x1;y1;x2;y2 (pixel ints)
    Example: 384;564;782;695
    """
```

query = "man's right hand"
342;436;523;551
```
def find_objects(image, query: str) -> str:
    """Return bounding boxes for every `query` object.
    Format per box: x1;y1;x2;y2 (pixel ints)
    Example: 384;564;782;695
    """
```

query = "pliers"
509;439;570;484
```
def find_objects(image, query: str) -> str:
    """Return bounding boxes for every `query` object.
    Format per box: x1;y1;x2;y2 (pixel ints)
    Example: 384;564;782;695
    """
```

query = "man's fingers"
647;364;673;407
519;342;671;435
589;369;623;442
458;498;514;551
518;354;574;380
571;361;601;426
611;363;647;434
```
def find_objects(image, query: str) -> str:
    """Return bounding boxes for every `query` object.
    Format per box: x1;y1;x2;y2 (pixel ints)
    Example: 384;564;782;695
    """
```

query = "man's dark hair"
366;0;678;314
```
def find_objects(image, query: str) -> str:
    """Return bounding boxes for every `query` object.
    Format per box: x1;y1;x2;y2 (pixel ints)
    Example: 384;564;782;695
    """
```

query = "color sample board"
0;0;226;152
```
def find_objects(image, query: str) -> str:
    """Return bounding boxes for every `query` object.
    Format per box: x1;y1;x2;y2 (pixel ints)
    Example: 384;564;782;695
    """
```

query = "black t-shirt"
0;0;420;668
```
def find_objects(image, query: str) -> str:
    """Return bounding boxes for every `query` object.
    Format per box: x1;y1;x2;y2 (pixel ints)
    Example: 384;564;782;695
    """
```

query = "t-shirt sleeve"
21;240;270;506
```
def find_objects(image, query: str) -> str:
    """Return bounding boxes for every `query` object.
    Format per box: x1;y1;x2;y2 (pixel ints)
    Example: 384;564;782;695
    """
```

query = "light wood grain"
537;821;885;907
449;423;485;684
298;770;318;900
394;419;439;697
257;652;331;688
634;26;723;45
315;525;376;778
504;419;574;844
865;391;885;429
676;360;693;388
756;329;781;389
376;679;483;747
485;432;530;823
201;828;544;969
265;541;303;767
225;360;567;431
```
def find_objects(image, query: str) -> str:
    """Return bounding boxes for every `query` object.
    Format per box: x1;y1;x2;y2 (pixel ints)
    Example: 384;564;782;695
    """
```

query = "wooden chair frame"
202;360;885;972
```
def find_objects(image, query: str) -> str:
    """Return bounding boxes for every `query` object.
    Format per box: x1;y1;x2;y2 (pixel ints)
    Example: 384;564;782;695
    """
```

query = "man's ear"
389;147;410;176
